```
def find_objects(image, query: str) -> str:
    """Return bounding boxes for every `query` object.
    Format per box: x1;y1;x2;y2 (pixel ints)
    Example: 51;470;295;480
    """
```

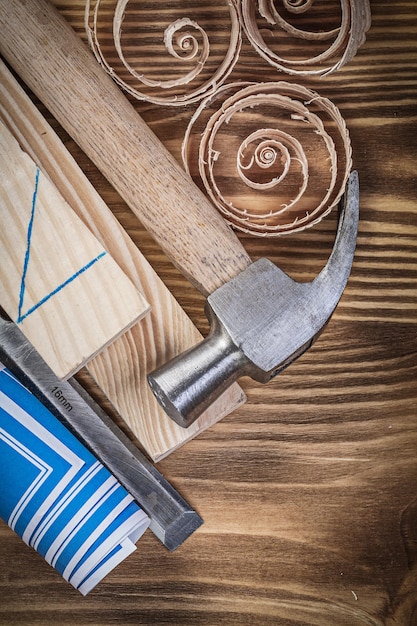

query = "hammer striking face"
148;171;360;428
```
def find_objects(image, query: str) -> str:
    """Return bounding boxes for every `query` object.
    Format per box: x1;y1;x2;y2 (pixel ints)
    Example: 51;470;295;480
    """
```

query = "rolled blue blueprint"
0;362;150;594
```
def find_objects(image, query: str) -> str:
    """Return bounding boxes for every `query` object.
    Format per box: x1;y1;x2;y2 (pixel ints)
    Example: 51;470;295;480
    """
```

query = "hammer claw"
148;171;360;428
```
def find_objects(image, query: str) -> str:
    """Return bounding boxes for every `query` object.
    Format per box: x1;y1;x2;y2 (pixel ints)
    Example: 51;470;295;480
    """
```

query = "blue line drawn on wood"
17;167;40;322
17;167;107;324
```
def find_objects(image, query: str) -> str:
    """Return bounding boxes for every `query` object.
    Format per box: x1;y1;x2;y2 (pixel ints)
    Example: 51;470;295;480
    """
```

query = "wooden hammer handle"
0;0;251;296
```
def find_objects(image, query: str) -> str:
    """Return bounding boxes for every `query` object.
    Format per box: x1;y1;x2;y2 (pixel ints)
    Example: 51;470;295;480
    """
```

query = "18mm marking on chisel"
51;386;72;411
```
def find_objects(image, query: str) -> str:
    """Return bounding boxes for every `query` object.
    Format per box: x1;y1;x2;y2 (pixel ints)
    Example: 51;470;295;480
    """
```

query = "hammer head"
148;171;359;428
206;259;319;379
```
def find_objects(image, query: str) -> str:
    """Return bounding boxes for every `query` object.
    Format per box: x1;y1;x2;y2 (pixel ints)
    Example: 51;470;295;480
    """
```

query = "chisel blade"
0;312;203;550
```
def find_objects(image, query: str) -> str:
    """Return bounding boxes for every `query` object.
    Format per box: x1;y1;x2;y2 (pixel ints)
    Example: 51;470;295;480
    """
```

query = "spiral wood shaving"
240;0;371;76
182;82;352;236
85;0;369;235
85;0;241;105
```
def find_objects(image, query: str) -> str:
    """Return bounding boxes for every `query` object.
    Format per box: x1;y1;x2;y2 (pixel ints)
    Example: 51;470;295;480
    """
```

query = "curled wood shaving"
85;0;241;105
240;0;371;76
84;2;366;237
182;81;352;236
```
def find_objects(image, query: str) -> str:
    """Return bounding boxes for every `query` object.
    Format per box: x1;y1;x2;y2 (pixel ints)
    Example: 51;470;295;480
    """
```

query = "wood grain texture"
0;118;150;379
0;0;417;624
0;59;245;461
0;0;252;296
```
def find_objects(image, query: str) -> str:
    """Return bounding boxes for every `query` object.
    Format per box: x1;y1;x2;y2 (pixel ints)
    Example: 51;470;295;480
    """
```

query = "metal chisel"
0;311;203;551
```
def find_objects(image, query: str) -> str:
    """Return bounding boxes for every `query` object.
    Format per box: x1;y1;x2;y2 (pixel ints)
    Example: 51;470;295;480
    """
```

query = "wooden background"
1;1;417;624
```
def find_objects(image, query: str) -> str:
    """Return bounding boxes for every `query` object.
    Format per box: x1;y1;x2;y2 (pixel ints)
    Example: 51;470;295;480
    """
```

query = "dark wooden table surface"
1;1;417;624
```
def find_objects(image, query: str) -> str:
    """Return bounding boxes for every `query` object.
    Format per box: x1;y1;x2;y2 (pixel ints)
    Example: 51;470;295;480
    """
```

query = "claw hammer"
0;0;359;428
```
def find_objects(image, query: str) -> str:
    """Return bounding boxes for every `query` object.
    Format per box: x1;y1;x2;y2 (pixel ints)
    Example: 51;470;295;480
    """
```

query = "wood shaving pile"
85;0;370;236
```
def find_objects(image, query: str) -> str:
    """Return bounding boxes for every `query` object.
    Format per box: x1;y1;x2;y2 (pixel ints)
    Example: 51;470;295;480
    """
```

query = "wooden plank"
0;119;150;380
0;60;246;461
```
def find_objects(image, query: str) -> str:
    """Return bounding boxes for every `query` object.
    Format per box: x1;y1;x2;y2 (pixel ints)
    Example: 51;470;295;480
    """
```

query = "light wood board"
0;118;150;379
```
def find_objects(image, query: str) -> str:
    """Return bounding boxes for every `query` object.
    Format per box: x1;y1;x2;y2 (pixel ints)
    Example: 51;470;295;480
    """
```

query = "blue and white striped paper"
0;362;150;594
